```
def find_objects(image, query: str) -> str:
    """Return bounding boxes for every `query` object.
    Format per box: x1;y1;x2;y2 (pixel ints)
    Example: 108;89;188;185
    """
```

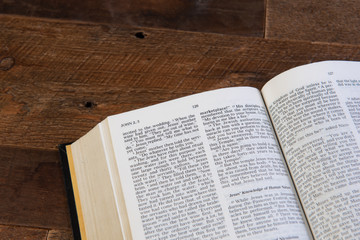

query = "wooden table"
1;0;360;239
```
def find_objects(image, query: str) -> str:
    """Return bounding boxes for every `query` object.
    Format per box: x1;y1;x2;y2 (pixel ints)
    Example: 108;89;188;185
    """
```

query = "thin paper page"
262;61;360;239
108;87;309;240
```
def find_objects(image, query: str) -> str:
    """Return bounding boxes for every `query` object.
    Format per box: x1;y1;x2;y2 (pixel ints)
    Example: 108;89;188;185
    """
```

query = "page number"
192;104;199;109
328;72;333;75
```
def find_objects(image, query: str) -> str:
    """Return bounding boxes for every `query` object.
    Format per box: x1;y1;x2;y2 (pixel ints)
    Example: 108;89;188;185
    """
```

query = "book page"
107;87;310;240
69;125;124;240
262;61;360;239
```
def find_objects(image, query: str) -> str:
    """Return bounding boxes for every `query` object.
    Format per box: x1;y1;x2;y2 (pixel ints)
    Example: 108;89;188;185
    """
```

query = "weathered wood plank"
47;229;73;240
1;15;360;150
0;225;48;239
265;0;360;44
0;0;264;37
0;146;71;230
0;225;73;240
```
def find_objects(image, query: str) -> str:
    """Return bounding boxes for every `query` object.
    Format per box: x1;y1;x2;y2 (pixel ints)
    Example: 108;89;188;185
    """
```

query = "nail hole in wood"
84;101;96;108
135;32;145;39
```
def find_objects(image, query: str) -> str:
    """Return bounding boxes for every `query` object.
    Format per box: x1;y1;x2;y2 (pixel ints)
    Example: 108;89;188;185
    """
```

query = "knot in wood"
0;57;15;71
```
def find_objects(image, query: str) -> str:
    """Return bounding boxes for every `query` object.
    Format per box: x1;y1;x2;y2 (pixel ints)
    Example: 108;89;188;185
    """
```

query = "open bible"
61;61;360;240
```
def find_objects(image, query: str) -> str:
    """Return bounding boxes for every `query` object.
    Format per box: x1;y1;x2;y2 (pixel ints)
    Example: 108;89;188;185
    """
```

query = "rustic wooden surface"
2;15;360;150
0;225;48;239
0;146;70;228
0;0;264;37
266;0;360;44
0;225;73;240
1;1;360;239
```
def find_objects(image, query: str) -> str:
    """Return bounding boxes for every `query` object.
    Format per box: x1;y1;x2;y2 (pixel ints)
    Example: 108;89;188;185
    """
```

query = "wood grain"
266;0;360;44
47;230;73;240
0;0;264;37
0;146;71;230
0;225;73;240
0;225;48;239
1;15;360;150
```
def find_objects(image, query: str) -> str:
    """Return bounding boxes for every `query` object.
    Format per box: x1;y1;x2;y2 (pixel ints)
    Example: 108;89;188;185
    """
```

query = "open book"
61;61;360;240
